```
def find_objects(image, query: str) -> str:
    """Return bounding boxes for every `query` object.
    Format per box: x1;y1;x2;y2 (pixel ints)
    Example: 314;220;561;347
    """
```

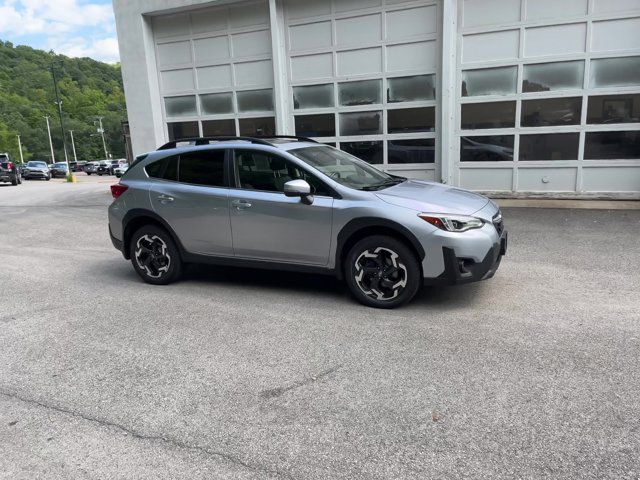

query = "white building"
113;0;640;198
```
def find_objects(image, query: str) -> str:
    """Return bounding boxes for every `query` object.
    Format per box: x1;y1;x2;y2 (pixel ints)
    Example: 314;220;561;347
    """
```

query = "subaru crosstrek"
108;136;507;308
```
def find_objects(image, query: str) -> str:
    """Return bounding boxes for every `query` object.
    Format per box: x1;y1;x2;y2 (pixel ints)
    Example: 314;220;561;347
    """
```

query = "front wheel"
129;225;182;285
344;235;421;309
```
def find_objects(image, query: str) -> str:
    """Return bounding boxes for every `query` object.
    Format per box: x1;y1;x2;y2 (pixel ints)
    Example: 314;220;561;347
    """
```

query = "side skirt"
181;251;338;277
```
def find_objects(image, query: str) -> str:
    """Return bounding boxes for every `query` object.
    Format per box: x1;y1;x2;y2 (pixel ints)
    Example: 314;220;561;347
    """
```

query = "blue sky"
0;0;119;63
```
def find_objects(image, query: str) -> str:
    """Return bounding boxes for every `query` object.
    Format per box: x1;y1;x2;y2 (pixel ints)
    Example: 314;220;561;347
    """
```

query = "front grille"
492;212;504;235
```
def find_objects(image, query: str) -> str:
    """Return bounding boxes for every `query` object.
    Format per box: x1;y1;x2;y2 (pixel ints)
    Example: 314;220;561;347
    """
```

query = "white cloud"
47;35;120;63
0;0;119;62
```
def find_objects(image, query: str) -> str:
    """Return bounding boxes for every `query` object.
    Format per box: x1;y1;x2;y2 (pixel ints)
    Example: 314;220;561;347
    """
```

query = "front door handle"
231;199;252;210
157;194;174;204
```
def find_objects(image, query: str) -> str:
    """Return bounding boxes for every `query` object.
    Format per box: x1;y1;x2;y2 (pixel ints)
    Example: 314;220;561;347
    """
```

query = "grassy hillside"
0;40;127;163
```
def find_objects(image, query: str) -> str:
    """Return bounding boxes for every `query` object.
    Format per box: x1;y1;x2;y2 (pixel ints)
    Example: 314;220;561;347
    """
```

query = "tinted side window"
234;150;330;196
164;156;178;181
179;150;225;187
145;159;165;178
145;155;178;181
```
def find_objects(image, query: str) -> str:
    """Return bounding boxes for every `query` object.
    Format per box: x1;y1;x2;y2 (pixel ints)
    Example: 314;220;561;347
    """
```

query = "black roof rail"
157;135;319;151
264;135;319;143
157;136;272;151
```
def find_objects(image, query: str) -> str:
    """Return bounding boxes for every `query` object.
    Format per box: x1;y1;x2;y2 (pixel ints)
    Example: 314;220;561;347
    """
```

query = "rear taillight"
7;162;13;170
110;183;129;199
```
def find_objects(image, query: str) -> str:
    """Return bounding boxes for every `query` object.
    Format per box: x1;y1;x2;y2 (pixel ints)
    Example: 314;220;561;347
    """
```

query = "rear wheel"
130;225;182;285
345;235;421;309
10;175;18;186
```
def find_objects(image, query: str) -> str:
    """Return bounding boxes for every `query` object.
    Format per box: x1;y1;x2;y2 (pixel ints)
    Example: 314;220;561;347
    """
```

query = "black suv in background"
0;153;21;186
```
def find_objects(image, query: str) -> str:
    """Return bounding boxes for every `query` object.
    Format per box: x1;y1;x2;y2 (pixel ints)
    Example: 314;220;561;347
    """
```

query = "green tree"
0;40;128;162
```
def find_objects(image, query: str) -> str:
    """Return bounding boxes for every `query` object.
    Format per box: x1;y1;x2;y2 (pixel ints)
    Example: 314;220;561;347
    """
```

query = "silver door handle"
231;199;252;210
157;194;174;203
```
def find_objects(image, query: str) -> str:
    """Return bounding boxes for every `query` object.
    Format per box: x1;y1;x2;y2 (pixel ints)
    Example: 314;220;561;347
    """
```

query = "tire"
129;225;182;285
344;235;421;309
10;175;18;186
87;172;92;176
45;177;50;181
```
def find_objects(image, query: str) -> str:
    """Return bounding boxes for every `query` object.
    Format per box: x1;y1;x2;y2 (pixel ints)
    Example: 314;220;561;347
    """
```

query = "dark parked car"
0;153;21;186
22;161;51;180
96;161;112;175
50;162;69;178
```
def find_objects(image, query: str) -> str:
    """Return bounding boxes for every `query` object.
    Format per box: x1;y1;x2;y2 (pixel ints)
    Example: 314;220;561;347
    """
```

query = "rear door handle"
157;194;174;204
231;199;252;210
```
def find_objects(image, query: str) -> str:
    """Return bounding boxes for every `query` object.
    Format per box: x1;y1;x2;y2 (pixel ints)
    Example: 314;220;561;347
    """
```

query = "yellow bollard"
66;173;77;183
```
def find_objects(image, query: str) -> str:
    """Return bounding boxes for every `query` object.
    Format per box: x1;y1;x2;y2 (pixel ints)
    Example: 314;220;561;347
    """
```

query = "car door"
148;149;233;256
229;149;334;265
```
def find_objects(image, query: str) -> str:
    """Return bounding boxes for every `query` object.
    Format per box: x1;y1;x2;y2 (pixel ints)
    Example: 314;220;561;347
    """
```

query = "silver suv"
108;136;507;308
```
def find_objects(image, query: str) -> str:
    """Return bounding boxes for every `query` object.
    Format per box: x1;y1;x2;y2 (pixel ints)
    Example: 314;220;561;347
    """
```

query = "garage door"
152;0;276;142
283;0;440;180
455;0;640;195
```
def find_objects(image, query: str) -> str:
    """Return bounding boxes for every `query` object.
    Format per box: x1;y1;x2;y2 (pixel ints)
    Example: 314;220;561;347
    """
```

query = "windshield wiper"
360;177;406;191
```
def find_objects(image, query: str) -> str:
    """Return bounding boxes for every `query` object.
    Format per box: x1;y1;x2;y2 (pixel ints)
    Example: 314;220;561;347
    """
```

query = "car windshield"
288;146;405;191
28;161;47;168
53;163;67;167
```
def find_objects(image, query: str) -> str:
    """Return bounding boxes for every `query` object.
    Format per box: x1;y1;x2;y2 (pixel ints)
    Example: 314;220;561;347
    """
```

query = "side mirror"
284;179;314;205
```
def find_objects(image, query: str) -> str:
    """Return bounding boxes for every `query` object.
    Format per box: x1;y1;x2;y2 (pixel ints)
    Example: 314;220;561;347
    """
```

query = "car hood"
375;180;489;215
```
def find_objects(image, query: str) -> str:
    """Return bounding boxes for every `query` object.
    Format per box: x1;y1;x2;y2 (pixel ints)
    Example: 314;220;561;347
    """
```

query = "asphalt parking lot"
1;175;639;479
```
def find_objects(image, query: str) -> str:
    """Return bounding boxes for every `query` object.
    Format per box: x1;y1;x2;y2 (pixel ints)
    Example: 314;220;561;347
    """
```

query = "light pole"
95;117;109;160
16;134;24;164
69;130;78;162
44;115;55;163
51;62;70;169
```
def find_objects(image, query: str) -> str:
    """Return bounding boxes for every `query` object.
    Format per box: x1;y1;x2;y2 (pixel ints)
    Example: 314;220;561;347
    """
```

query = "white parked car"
114;163;129;178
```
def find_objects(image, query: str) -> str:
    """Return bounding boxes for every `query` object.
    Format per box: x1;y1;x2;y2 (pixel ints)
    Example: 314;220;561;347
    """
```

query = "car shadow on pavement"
183;263;346;297
93;256;486;309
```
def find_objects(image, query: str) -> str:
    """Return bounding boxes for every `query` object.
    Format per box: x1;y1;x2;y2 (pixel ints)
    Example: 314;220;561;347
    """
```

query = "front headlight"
418;213;484;232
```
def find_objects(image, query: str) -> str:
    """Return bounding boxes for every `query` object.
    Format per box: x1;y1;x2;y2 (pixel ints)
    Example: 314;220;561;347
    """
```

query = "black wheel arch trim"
335;217;426;279
121;209;186;260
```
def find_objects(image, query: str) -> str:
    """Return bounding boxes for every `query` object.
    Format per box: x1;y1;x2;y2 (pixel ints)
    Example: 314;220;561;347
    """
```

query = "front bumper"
24;171;49;178
424;231;507;286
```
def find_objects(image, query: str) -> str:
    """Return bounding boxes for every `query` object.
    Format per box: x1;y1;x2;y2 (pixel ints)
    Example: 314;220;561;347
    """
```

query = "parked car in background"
73;161;87;172
97;160;112;176
0;152;21;186
22;161;51;180
84;161;99;175
109;160;127;175
108;136;507;309
114;163;129;178
50;162;69;178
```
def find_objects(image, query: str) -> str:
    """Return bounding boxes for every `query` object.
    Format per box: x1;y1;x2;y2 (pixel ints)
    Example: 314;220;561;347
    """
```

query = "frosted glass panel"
293;84;334;109
590;57;640;88
462;67;517;97
523;61;584;92
388;75;435;103
339;111;383;135
164;96;197;117
338;80;382;106
237;89;274;112
200;93;234;115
